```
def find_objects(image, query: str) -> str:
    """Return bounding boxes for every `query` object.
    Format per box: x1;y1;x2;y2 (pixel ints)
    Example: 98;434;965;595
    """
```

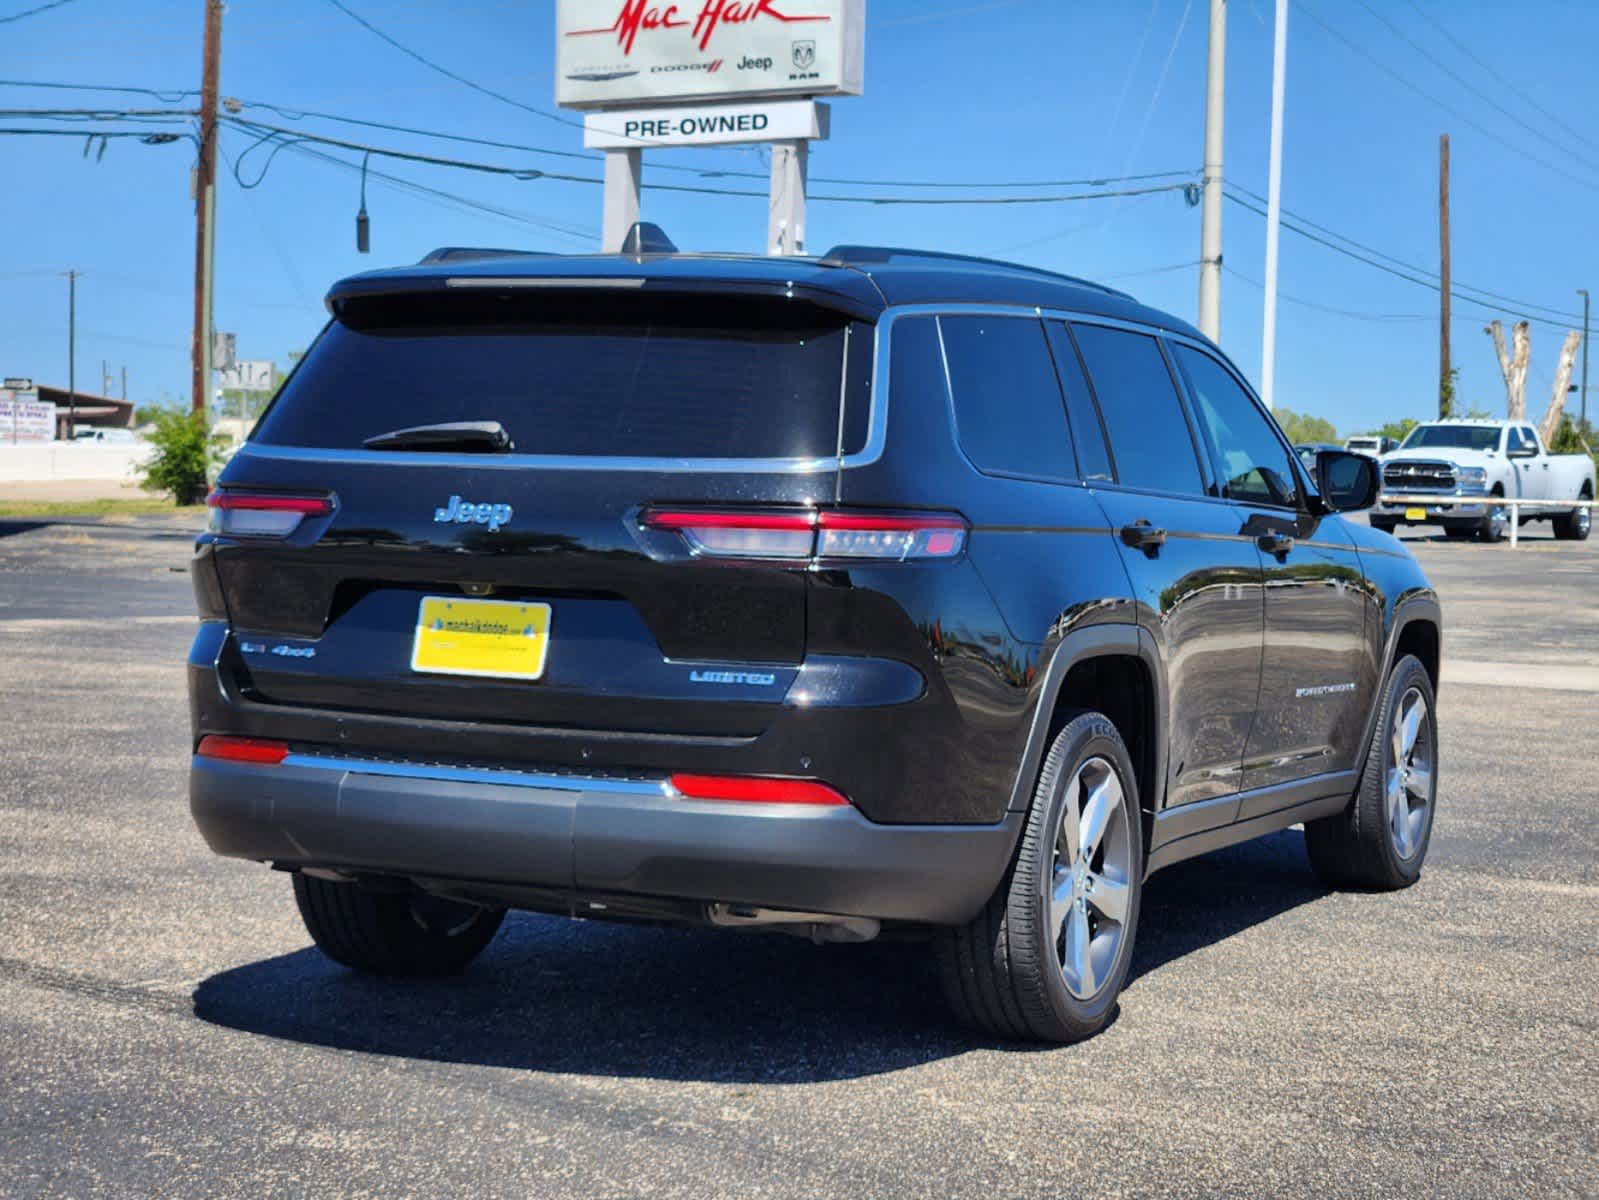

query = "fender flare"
1006;623;1169;814
1352;589;1442;775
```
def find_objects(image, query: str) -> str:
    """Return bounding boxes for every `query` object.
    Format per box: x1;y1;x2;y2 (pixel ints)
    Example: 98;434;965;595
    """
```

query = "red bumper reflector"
196;735;290;765
670;773;848;806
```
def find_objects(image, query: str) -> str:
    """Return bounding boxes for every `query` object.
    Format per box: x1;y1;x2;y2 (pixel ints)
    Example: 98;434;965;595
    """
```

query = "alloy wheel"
1049;756;1134;1000
1386;686;1434;860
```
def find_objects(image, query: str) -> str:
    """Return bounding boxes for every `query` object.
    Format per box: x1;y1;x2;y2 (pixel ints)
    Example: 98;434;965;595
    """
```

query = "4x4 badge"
433;495;514;533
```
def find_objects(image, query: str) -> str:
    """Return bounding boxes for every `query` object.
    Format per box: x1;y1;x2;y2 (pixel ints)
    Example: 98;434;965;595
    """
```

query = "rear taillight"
640;508;967;563
196;735;290;764
669;773;849;806
206;491;333;538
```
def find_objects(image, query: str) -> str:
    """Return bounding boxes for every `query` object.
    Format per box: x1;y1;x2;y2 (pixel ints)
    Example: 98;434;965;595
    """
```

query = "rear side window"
254;290;863;460
938;315;1075;482
1069;323;1206;496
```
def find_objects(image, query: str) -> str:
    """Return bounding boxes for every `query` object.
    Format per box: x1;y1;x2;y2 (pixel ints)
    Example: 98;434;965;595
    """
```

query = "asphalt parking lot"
0;515;1594;1199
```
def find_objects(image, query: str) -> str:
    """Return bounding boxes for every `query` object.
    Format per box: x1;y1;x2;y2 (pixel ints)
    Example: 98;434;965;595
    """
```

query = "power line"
322;0;580;132
1292;0;1599;195
0;0;82;25
222;114;1196;207
1403;0;1599;159
1223;189;1583;331
1225;265;1433;323
1349;0;1599;174
1225;180;1585;324
0;77;197;102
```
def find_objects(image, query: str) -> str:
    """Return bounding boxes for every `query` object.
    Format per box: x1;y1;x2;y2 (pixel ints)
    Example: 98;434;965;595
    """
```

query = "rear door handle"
1120;521;1167;552
1258;531;1294;556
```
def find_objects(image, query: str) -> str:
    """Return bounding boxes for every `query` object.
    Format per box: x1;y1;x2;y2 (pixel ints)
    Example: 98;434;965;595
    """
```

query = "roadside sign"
218;360;274;392
556;0;864;109
2;377;33;391
0;392;56;444
212;331;237;372
584;97;828;148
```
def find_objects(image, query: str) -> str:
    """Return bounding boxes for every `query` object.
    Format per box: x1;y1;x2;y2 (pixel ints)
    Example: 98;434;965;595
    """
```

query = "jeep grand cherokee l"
188;242;1442;1043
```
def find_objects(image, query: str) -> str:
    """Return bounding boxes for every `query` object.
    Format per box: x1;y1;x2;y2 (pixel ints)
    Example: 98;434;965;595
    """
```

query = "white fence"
1379;493;1596;548
0;442;152;483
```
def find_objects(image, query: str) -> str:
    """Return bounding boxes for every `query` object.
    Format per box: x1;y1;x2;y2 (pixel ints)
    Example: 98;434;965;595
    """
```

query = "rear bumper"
190;753;1021;926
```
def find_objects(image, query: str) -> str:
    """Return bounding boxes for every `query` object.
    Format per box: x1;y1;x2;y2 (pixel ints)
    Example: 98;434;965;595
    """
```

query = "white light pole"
1260;0;1287;409
1197;0;1227;341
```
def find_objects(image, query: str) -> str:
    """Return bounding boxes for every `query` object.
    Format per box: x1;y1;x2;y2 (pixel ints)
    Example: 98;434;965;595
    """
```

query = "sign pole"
602;148;642;252
767;140;808;256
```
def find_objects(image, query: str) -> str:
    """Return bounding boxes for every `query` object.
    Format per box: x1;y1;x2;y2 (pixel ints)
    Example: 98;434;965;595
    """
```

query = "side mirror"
1315;449;1379;513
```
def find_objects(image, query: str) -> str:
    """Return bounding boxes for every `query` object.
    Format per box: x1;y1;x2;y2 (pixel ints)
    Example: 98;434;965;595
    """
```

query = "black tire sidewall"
1362;656;1439;885
1017;714;1144;1030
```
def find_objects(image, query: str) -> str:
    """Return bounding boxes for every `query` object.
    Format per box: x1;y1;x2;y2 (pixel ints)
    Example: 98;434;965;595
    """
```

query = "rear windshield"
253;290;867;459
1401;425;1500;451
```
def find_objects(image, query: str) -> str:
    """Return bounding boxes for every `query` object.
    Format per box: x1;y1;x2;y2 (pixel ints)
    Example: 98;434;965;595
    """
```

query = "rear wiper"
362;420;514;453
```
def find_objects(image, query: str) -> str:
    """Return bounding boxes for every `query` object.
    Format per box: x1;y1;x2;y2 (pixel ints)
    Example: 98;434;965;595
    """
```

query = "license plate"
1405;507;1427;521
410;596;552;681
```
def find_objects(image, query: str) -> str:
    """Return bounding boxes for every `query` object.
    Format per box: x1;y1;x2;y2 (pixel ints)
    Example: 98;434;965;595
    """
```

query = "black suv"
188;242;1441;1043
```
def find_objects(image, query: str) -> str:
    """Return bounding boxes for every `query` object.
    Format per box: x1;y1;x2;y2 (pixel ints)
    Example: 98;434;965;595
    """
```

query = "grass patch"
0;498;207;519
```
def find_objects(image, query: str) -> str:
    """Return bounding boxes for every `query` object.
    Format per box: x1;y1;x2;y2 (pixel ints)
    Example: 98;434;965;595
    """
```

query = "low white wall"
0;442;153;482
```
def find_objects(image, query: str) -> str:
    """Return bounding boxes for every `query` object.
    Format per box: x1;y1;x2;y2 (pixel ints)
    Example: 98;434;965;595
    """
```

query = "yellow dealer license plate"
410;596;552;681
1405;507;1428;521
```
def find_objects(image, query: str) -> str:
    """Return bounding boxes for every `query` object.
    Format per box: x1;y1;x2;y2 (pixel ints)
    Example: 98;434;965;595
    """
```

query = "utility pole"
191;0;223;418
1438;133;1451;419
601;149;641;253
65;269;78;439
1579;288;1589;429
1259;0;1287;408
1198;0;1227;342
121;365;127;404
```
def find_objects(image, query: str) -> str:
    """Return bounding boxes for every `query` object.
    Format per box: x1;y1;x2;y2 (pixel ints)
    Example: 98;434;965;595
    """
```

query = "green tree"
137;410;218;504
1273;407;1339;445
1371;417;1420;445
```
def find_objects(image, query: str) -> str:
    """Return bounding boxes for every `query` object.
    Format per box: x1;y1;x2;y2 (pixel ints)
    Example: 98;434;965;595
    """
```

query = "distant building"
32;386;136;438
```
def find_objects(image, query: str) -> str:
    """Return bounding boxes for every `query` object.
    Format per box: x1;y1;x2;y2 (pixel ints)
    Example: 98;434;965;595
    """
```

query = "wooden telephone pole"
1438;133;1452;419
190;0;223;418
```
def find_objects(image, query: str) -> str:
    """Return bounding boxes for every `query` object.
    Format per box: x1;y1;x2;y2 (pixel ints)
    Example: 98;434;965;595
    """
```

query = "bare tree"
1485;319;1532;419
1537;330;1583;444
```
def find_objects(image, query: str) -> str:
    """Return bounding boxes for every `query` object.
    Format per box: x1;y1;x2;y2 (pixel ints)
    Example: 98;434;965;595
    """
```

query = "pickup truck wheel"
293;874;505;976
1368;518;1398;535
1477;491;1507;542
1552;491;1592;541
934;712;1143;1043
1305;654;1437;890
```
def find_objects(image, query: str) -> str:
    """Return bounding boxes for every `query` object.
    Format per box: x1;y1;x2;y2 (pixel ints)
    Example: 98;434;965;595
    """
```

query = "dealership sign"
556;0;864;109
0;392;55;444
585;98;828;148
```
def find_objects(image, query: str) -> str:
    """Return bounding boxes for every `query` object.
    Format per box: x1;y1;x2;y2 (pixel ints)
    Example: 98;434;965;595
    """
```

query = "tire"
1368;518;1398;535
1305;654;1438;890
1552;491;1592;541
935;712;1143;1043
1478;489;1507;542
293;873;505;976
1441;521;1476;540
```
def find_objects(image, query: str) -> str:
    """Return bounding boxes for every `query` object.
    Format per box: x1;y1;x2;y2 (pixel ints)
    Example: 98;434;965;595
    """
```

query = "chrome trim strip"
280;753;668;796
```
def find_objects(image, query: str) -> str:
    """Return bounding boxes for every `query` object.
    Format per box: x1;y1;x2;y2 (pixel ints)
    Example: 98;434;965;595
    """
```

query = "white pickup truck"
1371;418;1594;542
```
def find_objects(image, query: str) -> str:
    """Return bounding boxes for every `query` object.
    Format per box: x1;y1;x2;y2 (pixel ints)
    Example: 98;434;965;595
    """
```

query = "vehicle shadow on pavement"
192;832;1328;1080
1126;829;1328;989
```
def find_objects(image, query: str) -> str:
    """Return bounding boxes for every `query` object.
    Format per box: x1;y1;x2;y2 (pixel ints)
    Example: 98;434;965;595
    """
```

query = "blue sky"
4;0;1598;436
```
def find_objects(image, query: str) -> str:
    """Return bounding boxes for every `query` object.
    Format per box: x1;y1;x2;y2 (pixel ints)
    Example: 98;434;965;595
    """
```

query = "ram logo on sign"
556;0;864;109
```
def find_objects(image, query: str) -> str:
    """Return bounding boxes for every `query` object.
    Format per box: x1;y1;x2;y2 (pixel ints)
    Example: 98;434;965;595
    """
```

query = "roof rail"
417;247;554;265
816;244;1132;299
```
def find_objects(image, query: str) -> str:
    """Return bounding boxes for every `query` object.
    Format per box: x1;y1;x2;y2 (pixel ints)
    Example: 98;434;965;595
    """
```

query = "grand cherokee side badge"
434;495;514;533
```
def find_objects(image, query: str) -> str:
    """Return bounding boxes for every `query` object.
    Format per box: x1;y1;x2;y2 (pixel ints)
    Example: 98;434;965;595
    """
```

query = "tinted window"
939;316;1075;481
1520;426;1540;452
254;291;861;459
1173;344;1299;508
1069;324;1205;495
1047;323;1114;482
1402;424;1501;451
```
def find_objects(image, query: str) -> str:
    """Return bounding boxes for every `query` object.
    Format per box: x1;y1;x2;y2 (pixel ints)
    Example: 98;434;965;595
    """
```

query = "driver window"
1170;344;1299;509
1507;427;1525;453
